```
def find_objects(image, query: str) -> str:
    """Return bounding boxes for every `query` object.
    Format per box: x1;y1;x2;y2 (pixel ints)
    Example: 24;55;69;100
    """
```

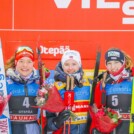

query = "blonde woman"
90;48;134;134
5;46;40;134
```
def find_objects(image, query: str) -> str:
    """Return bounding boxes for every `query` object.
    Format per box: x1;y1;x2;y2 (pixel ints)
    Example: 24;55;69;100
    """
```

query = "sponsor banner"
4;41;98;69
10;114;37;122
1;0;134;29
0;118;9;134
65;112;88;124
0;39;11;134
4;41;97;59
1;1;134;70
121;113;130;120
72;101;89;112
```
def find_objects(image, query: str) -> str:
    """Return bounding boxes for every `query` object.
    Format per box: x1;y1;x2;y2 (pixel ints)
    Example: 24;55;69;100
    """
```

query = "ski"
0;39;12;134
90;48;101;105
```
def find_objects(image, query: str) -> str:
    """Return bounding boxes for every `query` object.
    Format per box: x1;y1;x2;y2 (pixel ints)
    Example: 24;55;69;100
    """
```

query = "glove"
70;71;83;88
53;110;70;128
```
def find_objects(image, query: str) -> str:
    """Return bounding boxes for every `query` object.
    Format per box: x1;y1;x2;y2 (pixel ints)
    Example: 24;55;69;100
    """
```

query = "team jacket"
47;77;91;134
91;79;133;134
55;80;90;124
6;69;39;123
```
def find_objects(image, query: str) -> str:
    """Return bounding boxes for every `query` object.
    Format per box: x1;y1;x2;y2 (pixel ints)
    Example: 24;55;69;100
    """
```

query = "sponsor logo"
40;45;70;56
0;118;8;133
108;51;120;57
57;82;63;86
10;114;37;121
54;0;134;24
121;113;130;120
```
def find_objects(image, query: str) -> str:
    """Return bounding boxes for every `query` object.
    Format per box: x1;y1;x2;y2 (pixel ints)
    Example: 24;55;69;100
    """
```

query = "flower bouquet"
44;68;50;79
89;104;122;133
34;83;66;113
34;83;78;120
0;93;11;116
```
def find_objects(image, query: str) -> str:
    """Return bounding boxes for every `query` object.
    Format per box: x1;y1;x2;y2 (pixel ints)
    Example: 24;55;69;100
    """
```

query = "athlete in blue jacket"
90;48;134;134
46;50;91;134
5;46;41;134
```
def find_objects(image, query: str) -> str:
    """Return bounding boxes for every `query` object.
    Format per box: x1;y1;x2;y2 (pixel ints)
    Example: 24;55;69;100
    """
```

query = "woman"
46;50;91;134
90;48;134;134
5;46;40;134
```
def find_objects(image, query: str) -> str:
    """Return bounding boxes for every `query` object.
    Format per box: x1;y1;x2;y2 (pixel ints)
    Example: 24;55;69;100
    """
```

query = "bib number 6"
23;97;30;108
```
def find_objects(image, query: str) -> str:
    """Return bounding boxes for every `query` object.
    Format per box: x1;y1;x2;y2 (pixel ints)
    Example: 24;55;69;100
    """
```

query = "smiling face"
106;60;123;74
62;59;80;74
15;57;34;77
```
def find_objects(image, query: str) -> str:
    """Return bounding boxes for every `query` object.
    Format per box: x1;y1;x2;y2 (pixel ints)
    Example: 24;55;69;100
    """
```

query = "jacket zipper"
24;82;28;96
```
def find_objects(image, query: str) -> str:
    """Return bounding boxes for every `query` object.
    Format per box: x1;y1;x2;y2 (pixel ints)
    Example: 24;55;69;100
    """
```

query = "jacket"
91;71;133;134
47;62;91;134
6;68;41;134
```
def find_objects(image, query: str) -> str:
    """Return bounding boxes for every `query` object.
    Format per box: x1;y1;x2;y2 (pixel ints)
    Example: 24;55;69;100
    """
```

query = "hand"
53;110;70;128
70;73;83;88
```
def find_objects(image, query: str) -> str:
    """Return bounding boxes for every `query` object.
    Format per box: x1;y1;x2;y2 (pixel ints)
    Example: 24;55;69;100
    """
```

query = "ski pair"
63;75;75;134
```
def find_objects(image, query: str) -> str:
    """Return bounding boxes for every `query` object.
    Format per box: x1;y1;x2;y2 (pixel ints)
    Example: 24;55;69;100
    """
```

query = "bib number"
112;95;118;106
23;97;30;108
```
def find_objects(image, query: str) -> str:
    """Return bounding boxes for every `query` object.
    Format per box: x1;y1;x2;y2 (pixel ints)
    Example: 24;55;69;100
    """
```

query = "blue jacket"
105;79;132;134
47;80;90;134
6;68;41;134
91;70;133;134
47;63;91;134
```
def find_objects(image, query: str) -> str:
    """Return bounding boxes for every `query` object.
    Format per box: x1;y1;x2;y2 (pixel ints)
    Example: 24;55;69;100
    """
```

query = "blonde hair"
123;51;134;70
5;55;15;73
101;48;134;88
